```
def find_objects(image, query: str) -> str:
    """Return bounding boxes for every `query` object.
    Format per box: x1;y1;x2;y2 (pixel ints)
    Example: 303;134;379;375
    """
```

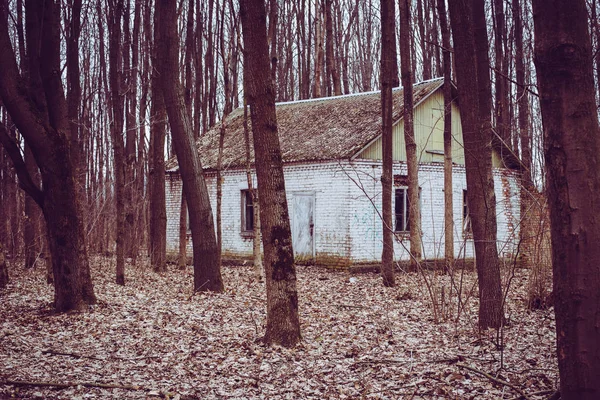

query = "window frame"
394;187;421;233
241;189;255;234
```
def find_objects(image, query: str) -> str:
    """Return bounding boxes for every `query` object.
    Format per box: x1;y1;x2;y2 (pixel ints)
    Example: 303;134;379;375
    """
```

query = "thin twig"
457;363;530;400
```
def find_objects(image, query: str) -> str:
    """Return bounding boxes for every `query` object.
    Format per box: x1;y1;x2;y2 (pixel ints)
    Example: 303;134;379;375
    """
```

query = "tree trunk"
399;0;422;270
149;35;167;272
0;240;8;288
325;0;341;96
449;0;503;330
156;0;223;292
243;98;263;282
0;0;96;311
24;144;41;269
437;0;453;267
240;0;301;348
533;0;600;397
513;0;533;269
314;1;324;98
108;0;126;286
380;0;398;287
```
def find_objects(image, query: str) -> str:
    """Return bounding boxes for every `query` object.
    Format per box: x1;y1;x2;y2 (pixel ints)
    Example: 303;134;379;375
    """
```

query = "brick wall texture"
165;160;520;265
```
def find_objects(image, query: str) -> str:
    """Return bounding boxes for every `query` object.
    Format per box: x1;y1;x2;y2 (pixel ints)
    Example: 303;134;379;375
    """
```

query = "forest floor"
0;256;557;399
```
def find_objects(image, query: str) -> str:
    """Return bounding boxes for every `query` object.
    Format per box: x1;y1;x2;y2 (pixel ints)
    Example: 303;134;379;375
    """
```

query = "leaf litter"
0;256;557;399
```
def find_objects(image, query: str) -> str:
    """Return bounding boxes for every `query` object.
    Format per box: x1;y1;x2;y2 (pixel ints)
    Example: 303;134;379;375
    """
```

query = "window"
394;187;420;232
241;190;255;232
463;190;472;234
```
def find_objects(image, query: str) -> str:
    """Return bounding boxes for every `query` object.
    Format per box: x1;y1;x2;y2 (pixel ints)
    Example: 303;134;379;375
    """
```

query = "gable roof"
166;78;445;171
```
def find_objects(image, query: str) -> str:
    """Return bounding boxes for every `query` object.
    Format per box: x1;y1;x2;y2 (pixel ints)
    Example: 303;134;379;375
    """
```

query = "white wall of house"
165;161;520;265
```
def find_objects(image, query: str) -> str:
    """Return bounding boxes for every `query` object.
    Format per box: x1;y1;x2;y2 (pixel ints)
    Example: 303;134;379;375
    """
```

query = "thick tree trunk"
157;0;223;292
240;0;301;348
380;0;398;287
533;0;600;397
0;0;95;311
399;0;422;270
449;0;503;330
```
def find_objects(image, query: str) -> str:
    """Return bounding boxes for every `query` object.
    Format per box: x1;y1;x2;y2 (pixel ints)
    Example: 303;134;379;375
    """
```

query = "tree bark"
240;0;301;347
399;0;422;270
513;0;533;269
437;0;453;267
108;0;126;286
243;98;264;282
0;0;96;311
149;14;167;272
533;0;600;397
156;0;223;292
0;240;8;288
380;0;398;287
449;0;503;330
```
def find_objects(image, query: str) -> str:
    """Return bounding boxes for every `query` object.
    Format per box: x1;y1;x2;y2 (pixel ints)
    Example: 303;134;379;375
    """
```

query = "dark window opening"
242;190;254;232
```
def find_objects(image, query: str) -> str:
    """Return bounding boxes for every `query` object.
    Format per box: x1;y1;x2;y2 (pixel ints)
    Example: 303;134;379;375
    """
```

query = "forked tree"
0;0;96;311
156;0;224;292
239;0;302;347
533;0;600;397
448;0;503;329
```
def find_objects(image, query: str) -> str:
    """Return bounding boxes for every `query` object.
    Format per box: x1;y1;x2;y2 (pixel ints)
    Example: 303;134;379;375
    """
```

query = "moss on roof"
166;78;444;171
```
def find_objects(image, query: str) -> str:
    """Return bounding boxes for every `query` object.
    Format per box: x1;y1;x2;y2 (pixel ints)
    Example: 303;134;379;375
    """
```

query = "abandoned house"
165;78;521;266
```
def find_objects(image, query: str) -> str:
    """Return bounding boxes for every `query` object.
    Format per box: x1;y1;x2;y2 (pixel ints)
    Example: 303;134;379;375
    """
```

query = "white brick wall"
165;160;520;264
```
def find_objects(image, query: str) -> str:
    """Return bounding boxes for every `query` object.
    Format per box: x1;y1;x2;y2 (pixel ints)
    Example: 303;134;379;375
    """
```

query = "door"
291;193;315;262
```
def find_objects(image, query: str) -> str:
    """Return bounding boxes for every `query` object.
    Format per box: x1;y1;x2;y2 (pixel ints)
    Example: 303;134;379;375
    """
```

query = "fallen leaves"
0;256;558;399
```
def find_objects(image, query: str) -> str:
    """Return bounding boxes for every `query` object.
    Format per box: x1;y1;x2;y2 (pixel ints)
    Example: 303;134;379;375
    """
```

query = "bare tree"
533;0;600;397
399;0;422;271
0;0;96;311
436;0;453;267
149;0;167;272
449;0;503;329
380;0;398;286
156;0;224;292
240;0;301;347
107;0;127;285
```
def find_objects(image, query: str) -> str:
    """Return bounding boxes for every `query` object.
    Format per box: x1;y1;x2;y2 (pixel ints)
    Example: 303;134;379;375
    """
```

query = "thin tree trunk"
0;240;8;288
240;0;301;348
243;97;263;282
149;9;167;272
437;0;453;266
449;0;503;330
533;0;600;397
514;0;533;269
156;0;223;292
314;1;324;98
24;144;41;269
400;0;422;270
380;0;398;287
108;0;126;286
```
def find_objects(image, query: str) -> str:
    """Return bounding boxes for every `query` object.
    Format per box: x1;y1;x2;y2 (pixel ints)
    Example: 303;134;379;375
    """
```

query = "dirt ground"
0;257;557;399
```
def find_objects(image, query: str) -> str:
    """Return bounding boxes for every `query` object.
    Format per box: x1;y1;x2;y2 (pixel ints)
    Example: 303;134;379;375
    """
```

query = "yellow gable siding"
356;91;466;164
